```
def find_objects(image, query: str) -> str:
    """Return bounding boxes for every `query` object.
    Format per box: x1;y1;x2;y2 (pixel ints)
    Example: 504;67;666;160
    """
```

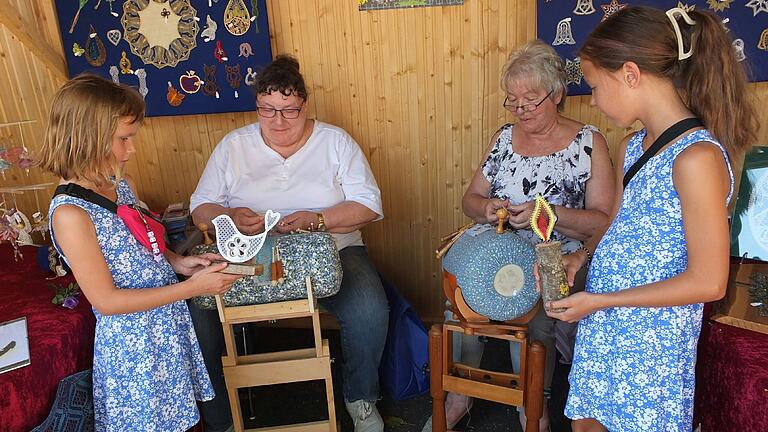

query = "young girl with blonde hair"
39;74;241;431
545;6;758;432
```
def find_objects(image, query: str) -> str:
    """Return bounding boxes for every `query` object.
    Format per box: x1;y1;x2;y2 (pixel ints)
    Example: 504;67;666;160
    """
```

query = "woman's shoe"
420;392;474;432
345;400;384;432
445;392;473;429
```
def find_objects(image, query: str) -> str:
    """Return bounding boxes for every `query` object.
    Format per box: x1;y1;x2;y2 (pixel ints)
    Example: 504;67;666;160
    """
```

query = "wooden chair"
214;276;337;432
428;271;546;431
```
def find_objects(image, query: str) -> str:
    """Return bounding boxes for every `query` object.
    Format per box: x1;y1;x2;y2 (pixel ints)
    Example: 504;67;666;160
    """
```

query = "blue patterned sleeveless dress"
565;129;732;431
49;179;214;432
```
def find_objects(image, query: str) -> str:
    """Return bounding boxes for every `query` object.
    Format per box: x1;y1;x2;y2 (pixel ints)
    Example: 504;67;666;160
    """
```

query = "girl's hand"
506;201;535;229
187;262;242;296
483;199;509;224
532;252;584;293
545;291;602;323
277;211;320;233
228;207;265;234
172;253;224;277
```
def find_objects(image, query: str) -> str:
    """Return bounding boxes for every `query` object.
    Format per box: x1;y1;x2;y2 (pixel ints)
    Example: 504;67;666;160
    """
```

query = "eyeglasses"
503;90;553;113
255;102;304;119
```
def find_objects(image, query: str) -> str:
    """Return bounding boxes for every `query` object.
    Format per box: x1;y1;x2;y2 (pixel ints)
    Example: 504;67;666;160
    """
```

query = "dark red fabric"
0;244;95;432
694;319;768;431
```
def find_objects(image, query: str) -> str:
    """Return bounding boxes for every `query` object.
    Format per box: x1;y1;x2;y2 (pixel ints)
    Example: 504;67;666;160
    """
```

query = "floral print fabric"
566;129;732;431
482;123;597;253
49;179;214;432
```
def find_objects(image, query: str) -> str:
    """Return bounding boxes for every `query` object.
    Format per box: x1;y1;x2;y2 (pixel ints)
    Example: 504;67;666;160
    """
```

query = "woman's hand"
228;207;264;234
506;201;535;229
545;291;603;323
482;199;509;223
562;251;587;287
187;262;242;296
277;211;320;233
171;253;224;277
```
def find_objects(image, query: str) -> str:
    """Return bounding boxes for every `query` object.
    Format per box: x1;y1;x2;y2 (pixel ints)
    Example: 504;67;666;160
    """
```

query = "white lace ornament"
552;18;576;46
573;0;595;16
7;210;34;246
565;57;583;86
213;210;280;263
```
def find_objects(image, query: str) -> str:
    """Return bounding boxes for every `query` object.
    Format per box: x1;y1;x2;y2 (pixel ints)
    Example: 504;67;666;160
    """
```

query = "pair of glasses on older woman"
503;90;553;113
255;102;305;119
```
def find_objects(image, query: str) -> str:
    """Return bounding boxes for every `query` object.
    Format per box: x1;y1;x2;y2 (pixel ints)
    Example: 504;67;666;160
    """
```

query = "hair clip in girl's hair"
666;7;696;61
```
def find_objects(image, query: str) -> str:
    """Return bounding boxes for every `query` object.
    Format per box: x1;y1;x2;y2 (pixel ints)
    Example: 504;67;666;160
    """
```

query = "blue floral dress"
566;129;732;431
49;179;214;432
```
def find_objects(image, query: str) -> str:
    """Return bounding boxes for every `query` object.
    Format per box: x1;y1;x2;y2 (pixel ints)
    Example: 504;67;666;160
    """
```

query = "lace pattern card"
0;317;30;375
359;0;463;11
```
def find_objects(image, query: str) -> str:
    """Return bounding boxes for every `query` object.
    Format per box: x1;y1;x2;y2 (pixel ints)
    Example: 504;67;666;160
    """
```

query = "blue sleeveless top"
482;123;598;253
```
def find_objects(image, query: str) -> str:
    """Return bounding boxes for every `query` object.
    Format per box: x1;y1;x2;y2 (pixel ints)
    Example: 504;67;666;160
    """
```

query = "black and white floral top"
481;123;599;253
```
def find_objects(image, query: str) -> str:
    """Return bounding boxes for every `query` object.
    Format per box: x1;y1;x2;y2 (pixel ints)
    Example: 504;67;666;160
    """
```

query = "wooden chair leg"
227;377;245;432
429;324;446;432
524;340;546;431
324;372;337;432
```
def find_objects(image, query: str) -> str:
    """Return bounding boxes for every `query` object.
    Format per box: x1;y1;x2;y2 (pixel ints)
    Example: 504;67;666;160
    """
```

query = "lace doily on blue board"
537;0;768;96
53;0;272;117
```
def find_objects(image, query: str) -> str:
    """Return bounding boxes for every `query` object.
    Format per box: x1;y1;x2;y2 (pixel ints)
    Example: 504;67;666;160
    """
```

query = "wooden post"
429;324;445;432
524;340;546;431
534;241;568;312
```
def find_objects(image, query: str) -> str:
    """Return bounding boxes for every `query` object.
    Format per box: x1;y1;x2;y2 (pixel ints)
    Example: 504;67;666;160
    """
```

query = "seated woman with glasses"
189;54;389;432
428;40;615;432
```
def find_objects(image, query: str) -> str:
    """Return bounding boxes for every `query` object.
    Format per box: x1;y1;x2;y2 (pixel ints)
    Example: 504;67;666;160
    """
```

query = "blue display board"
54;0;272;117
537;0;768;95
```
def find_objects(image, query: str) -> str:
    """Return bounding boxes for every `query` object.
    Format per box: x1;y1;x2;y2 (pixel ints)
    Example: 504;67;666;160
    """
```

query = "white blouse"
190;120;383;250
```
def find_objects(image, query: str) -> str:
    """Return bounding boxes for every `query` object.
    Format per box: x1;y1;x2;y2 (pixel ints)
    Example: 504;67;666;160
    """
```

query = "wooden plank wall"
1;0;766;321
0;0;65;217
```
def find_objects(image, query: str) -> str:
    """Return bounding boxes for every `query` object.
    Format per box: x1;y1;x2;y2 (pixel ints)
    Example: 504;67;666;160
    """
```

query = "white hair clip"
666;7;696;61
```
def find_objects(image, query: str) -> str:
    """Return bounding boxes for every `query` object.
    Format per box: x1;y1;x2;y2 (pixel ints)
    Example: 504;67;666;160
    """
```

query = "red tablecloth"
694;319;768;431
0;244;95;432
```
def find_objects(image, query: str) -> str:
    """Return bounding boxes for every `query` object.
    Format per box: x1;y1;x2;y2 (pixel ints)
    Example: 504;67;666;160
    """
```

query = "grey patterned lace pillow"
190;232;342;309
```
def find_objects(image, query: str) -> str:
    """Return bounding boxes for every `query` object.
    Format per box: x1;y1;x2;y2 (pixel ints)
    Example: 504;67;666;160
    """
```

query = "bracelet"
316;212;327;232
577;244;593;267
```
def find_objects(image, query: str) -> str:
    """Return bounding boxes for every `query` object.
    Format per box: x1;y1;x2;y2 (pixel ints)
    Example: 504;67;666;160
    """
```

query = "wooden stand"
214;277;337;432
428;271;546;431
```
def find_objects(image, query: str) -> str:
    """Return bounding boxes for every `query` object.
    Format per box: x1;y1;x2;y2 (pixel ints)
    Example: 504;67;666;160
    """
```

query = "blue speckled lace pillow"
190;232;342;309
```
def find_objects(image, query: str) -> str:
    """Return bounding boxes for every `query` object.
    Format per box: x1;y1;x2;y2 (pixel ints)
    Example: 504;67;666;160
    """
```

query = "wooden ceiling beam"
0;0;67;80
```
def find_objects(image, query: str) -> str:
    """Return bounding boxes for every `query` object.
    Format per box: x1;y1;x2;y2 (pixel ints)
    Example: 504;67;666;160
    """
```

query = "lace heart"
107;29;121;46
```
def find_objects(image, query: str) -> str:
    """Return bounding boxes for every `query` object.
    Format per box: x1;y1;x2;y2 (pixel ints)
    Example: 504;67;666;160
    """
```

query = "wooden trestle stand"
214;276;337;432
428;271;546;431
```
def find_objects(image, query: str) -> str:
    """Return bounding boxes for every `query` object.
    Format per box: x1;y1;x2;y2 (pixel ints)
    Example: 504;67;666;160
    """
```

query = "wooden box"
713;262;768;335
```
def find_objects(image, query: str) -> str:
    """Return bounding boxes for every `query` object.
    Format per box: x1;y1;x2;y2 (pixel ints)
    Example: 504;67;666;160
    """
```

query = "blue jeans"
319;246;389;403
188;246;389;430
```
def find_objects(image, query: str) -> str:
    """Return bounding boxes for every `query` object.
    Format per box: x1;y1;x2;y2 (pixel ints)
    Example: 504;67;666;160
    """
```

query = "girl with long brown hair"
544;6;757;431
